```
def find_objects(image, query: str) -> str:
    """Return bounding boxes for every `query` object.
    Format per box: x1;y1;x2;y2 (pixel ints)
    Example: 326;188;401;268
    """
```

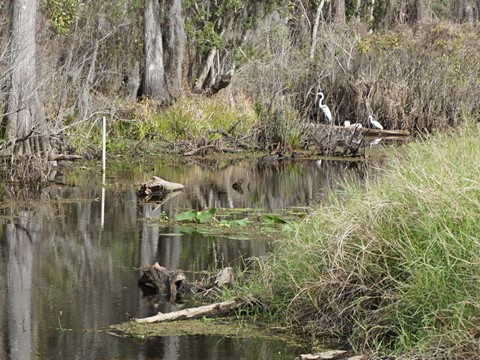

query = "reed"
254;121;480;357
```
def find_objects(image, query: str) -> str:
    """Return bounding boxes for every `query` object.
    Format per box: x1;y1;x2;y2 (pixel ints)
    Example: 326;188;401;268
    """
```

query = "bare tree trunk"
333;0;346;23
310;0;325;59
165;0;185;98
5;0;50;156
417;0;430;22
193;47;218;93
143;0;170;103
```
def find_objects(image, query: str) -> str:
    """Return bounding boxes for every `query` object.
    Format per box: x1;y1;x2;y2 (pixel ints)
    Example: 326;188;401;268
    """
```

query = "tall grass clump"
67;94;258;153
256;122;480;357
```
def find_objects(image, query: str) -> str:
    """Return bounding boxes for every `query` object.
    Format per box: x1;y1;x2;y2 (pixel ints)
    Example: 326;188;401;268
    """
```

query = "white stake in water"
102;116;106;181
101;116;106;228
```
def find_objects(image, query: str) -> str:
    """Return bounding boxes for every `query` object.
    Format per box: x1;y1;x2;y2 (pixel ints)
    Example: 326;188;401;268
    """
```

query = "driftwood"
361;127;410;137
135;297;249;323
299;352;365;360
138;262;191;301
138;176;184;198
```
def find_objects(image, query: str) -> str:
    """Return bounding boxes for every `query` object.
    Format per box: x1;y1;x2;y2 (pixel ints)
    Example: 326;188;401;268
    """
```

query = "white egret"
344;120;363;129
369;138;382;147
317;92;332;123
368;115;383;130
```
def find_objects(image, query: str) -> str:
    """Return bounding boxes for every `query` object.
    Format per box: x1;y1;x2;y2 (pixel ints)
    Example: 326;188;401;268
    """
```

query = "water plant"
175;208;217;223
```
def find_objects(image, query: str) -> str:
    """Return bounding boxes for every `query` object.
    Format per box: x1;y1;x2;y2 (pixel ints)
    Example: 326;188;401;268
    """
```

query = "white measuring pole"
102;116;106;180
101;116;106;228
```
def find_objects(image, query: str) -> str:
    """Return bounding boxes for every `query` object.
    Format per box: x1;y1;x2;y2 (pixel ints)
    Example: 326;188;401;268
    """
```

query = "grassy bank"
252;122;480;357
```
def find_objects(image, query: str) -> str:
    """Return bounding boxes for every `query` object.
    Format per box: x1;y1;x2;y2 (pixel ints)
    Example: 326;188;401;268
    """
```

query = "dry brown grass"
237;22;480;135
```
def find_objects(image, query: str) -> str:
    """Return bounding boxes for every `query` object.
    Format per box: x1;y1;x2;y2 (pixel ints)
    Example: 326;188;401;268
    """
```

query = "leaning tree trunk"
143;0;170;103
5;0;51;156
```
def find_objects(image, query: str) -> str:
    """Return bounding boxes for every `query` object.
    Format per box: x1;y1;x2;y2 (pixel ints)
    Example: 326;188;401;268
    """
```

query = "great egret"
344;120;362;129
368;115;383;130
317;92;332;123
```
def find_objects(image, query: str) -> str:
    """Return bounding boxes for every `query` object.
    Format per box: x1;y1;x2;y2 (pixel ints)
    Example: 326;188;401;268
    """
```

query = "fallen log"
299;350;348;359
135;298;248;323
334;125;410;137
138;176;184;198
299;352;365;360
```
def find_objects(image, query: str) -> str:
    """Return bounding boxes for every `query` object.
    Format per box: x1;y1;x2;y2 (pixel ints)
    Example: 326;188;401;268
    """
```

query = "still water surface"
0;157;369;359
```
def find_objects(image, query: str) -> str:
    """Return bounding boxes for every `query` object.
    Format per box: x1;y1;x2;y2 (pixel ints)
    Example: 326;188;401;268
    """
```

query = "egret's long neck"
318;95;325;108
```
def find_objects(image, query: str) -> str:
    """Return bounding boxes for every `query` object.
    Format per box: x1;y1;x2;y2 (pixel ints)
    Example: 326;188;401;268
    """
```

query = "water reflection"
0;157;368;359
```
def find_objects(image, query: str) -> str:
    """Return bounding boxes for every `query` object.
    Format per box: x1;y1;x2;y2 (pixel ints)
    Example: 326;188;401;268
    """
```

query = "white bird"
317;92;332;123
369;138;382;147
368;115;383;130
345;121;363;129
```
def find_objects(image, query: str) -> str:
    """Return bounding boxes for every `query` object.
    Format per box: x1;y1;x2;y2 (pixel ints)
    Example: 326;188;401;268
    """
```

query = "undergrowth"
67;93;258;154
250;121;480;358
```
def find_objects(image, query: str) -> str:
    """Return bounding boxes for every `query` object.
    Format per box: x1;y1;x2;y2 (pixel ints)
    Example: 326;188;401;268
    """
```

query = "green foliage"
252;121;480;357
42;0;77;34
175;208;217;223
155;96;257;142
194;21;225;53
219;218;250;227
262;214;288;225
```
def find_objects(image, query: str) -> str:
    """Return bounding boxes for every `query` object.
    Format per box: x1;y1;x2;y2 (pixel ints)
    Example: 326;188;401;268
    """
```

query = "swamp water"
0;156;372;360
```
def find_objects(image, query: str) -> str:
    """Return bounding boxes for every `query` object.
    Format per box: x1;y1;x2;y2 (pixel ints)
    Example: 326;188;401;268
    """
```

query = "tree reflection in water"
0;158;369;359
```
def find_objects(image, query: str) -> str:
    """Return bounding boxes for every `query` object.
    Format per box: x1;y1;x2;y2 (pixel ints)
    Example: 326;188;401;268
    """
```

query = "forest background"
1;1;480;358
1;0;479;181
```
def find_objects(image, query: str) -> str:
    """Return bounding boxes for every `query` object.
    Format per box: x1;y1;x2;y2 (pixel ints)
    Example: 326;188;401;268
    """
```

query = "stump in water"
138;176;185;199
138;262;191;302
138;264;235;303
215;267;234;287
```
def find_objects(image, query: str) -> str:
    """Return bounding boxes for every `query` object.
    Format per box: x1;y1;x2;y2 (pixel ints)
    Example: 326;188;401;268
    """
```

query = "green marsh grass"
66;94;258;154
125;95;257;142
254;122;480;357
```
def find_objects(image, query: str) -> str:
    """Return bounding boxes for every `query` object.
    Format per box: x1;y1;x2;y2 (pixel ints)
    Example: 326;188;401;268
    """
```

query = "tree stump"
138;262;191;301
